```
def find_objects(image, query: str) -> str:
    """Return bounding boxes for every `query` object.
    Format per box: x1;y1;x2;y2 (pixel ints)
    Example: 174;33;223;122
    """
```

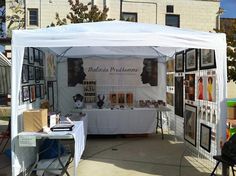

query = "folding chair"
0;119;11;153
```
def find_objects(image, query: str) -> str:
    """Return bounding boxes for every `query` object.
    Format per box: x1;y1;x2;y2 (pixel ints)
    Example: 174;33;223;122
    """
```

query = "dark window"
166;14;180;27
122;12;137;22
28;9;38;26
166;5;174;13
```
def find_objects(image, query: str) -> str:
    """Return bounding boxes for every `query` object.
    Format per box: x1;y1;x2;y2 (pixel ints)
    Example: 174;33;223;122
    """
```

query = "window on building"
28;9;38;26
166;14;180;27
122;12;137;22
166;5;174;13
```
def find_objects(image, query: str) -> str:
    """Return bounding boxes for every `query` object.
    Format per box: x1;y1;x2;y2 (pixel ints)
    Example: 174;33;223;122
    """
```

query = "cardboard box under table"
23;109;48;132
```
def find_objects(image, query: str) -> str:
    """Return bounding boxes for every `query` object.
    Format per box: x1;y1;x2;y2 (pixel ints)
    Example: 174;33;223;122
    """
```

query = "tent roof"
12;20;226;53
0;52;11;66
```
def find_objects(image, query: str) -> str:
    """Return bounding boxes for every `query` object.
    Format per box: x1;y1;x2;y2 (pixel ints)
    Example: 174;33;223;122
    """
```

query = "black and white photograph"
35;84;41;98
28;65;35;80
21;64;29;83
185;49;198;72
200;49;216;70
175;76;184;117
22;86;30;102
40;84;45;99
184;104;197;146
200;123;212;152
175;51;184;72
34;48;40;62
24;47;29;60
35;67;40;83
28;47;34;64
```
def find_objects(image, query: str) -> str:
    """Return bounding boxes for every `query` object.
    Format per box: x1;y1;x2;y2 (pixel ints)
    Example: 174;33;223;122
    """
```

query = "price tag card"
19;135;36;147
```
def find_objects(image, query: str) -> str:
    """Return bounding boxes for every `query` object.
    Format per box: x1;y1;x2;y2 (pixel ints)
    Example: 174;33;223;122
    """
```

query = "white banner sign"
68;58;158;86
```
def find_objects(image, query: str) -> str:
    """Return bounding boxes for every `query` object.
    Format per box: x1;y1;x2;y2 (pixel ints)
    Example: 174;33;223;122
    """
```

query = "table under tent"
11;21;227;175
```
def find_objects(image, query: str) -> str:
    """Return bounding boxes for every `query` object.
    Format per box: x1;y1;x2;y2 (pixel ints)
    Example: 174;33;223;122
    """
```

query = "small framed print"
40;84;45;99
200;123;211;152
28;47;34;64
28;65;35;80
126;93;133;106
22;86;30;102
24;47;29;60
35;84;41;98
118;93;125;104
184;104;197;147
200;49;216;70
21;64;29;83
34;48;40;62
175;51;184;72
39;51;44;66
110;93;117;105
29;85;36;102
185;49;198;72
40;67;44;80
35;67;40;83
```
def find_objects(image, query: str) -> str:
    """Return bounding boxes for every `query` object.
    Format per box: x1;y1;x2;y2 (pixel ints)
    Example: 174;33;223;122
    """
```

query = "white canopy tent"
11;21;227;175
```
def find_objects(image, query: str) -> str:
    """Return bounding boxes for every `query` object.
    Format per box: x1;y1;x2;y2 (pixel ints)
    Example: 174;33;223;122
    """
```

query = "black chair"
210;155;236;176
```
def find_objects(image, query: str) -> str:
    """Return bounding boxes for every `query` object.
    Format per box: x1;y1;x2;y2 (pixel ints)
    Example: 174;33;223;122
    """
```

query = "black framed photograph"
28;47;34;64
40;67;44;80
35;84;41;98
184;104;197;146
35;67;40;83
24;47;29;60
175;51;184;72
185;74;195;101
185;49;198;72
22;86;30;102
28;65;35;80
200;123;211;152
40;84;45;99
39;51;44;66
21;64;29;83
34;48;40;62
200;49;216;70
29;85;36;103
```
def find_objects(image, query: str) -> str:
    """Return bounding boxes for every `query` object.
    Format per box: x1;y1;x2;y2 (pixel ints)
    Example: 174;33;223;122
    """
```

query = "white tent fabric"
11;21;227;176
0;52;11;66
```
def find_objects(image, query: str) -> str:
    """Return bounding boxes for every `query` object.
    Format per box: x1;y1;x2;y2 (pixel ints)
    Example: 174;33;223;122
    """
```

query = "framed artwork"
29;85;36;103
35;67;40;83
197;76;205;100
185;74;195;101
40;67;44;80
166;74;174;86
166;92;174;106
175;51;184;72
185;49;198;72
28;66;35;80
40;84;45;99
22;86;30;102
21;64;29;83
35;84;41;98
118;93;125;104
200;123;211;152
39;51;44;66
126;93;133;106
110;93;117;105
28;47;34;64
34;48;40;62
45;53;56;80
24;47;29;60
200;49;216;70
184;104;197;147
175;77;183;117
205;76;216;102
166;59;174;72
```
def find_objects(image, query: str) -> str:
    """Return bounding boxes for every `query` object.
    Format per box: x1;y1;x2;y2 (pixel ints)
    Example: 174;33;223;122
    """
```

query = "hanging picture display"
185;74;195;101
29;85;36;103
184;104;197;146
185;49;198;72
166;59;174;72
199;49;216;70
45;53;56;80
197;76;205;100
205;76;216;102
175;76;183;117
166;92;174;106
67;58;158;87
175;51;184;72
200;123;212;152
166;74;174;86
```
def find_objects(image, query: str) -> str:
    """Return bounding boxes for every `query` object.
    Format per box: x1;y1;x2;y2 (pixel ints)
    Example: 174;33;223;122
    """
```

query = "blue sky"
221;0;236;18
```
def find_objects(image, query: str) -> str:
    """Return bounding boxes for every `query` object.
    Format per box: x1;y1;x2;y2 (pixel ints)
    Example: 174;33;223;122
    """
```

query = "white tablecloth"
75;108;157;134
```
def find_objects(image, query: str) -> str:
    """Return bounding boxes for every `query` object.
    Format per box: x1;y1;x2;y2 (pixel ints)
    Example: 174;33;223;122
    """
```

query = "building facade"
2;0;220;33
